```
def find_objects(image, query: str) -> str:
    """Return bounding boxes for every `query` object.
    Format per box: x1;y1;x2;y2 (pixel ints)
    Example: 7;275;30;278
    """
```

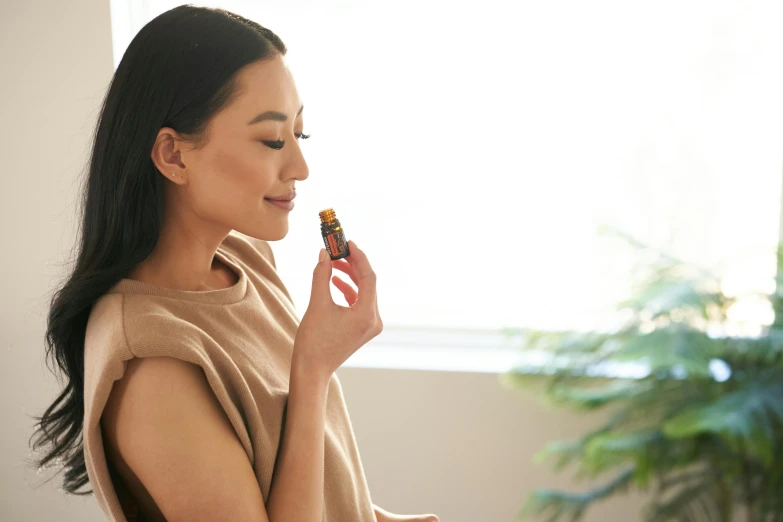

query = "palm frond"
519;468;635;522
533;410;631;471
663;381;783;466
645;477;724;522
548;380;651;410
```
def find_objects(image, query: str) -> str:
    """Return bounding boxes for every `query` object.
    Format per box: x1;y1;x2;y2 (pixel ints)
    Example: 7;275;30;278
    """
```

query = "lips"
264;198;295;211
264;191;296;202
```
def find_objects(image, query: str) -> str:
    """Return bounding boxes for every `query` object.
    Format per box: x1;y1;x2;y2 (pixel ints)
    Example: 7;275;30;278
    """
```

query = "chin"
268;229;288;241
260;222;289;242
233;221;289;242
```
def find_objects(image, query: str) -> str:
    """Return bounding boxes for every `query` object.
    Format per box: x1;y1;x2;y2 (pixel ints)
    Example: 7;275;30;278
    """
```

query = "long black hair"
28;4;287;495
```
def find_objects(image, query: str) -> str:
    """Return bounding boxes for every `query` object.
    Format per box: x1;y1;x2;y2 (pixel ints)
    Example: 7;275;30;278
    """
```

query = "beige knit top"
82;230;375;521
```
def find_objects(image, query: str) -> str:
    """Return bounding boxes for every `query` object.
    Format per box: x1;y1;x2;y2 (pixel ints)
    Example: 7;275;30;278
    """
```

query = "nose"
283;143;309;183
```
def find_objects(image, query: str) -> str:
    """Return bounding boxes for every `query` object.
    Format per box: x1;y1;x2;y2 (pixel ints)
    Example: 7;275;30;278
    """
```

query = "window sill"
343;344;521;373
341;326;651;378
342;326;525;374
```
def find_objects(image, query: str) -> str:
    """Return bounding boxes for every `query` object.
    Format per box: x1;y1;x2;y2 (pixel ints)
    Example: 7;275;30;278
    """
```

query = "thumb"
309;248;333;304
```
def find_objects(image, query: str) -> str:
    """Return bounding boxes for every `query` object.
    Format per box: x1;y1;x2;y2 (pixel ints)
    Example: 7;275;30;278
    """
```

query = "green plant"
501;230;783;522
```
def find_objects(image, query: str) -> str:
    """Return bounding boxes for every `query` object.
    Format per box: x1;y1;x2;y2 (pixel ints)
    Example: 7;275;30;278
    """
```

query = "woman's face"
156;54;309;242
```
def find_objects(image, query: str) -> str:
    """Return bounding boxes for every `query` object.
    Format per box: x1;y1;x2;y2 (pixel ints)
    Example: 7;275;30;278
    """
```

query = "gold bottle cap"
319;208;336;223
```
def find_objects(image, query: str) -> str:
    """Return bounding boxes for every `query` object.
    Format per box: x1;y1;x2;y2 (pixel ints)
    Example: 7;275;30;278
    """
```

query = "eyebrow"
247;104;304;125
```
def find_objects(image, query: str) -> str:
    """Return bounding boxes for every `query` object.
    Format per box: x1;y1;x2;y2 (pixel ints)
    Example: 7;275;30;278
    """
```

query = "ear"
151;127;188;185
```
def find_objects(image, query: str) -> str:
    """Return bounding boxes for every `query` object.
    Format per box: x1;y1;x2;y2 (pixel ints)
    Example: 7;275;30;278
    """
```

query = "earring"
172;172;177;177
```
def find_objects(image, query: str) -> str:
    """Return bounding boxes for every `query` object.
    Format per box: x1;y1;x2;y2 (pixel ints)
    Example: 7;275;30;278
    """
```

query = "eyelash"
262;132;311;150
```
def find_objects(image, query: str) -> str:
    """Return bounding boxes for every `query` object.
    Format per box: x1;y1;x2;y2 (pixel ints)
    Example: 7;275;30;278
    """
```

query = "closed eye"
263;132;311;150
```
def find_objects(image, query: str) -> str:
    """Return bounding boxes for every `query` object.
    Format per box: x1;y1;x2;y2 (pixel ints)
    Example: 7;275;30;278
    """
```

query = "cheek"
218;143;278;190
191;144;276;216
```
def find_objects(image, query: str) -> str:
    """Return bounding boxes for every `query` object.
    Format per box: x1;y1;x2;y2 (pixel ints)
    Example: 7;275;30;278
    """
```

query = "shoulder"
85;303;255;461
83;292;225;410
84;294;133;386
87;290;206;362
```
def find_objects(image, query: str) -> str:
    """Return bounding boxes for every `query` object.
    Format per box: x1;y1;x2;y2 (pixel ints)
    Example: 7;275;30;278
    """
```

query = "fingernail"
319;249;327;263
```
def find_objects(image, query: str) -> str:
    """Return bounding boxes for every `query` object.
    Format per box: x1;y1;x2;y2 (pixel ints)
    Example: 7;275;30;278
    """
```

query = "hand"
374;505;439;522
293;240;383;380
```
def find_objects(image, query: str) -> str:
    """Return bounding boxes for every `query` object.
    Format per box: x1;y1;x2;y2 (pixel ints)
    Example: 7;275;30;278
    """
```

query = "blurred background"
3;0;783;520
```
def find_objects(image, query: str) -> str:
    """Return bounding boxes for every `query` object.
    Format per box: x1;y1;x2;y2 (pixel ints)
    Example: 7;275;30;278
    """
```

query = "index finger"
344;240;377;306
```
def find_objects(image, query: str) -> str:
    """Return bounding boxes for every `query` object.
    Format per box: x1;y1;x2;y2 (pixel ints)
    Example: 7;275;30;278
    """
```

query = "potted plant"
501;230;783;522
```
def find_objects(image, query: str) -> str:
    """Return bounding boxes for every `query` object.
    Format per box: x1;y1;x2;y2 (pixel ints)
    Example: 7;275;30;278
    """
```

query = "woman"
30;5;439;522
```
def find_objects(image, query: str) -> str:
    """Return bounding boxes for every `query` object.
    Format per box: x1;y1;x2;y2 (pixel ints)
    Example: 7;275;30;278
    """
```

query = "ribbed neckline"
108;246;248;305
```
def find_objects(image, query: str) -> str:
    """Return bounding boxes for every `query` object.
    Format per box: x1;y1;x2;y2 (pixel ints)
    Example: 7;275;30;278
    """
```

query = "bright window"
113;1;783;371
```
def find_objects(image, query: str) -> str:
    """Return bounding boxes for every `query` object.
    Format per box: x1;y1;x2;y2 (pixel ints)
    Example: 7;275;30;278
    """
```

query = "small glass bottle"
319;208;350;260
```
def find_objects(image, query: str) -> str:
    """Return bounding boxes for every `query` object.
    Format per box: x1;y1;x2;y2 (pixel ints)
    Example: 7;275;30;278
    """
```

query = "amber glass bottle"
319;208;350;260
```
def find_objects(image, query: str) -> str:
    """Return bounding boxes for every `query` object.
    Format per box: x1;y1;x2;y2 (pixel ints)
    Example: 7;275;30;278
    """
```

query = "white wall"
337;368;646;522
0;1;645;520
1;0;117;520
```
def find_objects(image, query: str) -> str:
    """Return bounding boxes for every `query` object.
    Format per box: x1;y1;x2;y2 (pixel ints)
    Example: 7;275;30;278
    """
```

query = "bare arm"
102;356;269;521
102;356;330;522
264;360;329;521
